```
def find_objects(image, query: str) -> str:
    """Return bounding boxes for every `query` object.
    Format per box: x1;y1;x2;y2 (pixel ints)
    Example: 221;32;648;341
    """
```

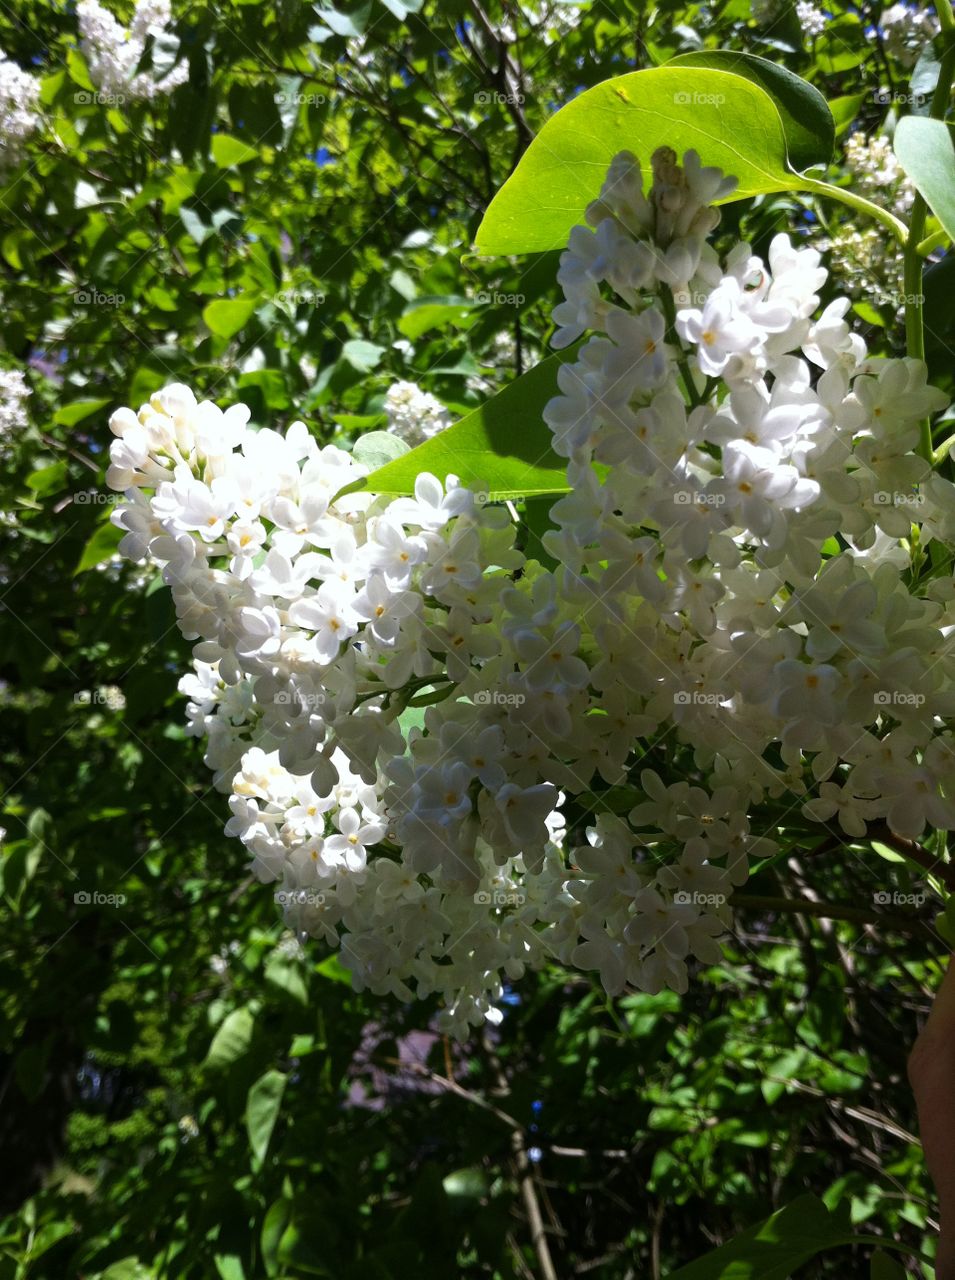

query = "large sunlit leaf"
476;67;809;255
668;52;833;172
341;347;581;502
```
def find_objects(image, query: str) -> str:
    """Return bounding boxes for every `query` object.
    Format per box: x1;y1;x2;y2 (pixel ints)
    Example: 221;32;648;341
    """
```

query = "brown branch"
868;821;955;894
729;892;938;940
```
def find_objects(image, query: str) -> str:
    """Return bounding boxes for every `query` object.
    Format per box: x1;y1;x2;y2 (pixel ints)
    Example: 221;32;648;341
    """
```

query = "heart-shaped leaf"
475;67;807;256
668;51;833;172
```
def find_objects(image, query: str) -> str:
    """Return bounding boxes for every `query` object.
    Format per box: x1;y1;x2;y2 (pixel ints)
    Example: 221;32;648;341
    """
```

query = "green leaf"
204;1006;255;1069
923;253;955;364
668;1195;854;1278
75;521;123;575
246;1068;287;1163
871;841;906;864
261;1198;292;1278
213;1256;247;1280
53;397;112;427
26;462;68;497
380;0;423;16
180;206;210;246
211;134;261;168
398;295;473;339
936;895;955;947
203;297;258;340
870;1250;907;1280
815;18;869;73
668;52;833;172
341;338;386;372
522;495;560;570
66;46;94;91
352;430;410;470
895;117;955;244
852;301;885;327
319;3;373;37
99;1263;155;1280
340;347;579;502
74;179;101;209
315;952;352;985
476;67;806;255
24;1219;74;1259
443;1167;489;1201
830;93;865;137
264;951;308;1005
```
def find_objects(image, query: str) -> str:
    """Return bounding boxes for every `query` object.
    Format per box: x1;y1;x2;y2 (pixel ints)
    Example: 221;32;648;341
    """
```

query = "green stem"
904;198;932;461
799;177;909;244
916;227;950;257
932;425;955;464
659;283;703;408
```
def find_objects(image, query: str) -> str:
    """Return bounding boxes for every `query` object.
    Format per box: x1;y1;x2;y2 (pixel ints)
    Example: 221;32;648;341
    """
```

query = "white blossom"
0;54;40;160
104;147;955;1037
78;0;189;102
384;380;452;446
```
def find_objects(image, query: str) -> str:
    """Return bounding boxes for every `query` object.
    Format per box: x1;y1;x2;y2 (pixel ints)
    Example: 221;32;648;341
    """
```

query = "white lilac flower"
0;368;30;451
78;0;189;102
796;0;827;37
384;380;452;445
104;148;955;1036
0;54;41;160
823;134;915;312
880;2;938;67
751;0;783;23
